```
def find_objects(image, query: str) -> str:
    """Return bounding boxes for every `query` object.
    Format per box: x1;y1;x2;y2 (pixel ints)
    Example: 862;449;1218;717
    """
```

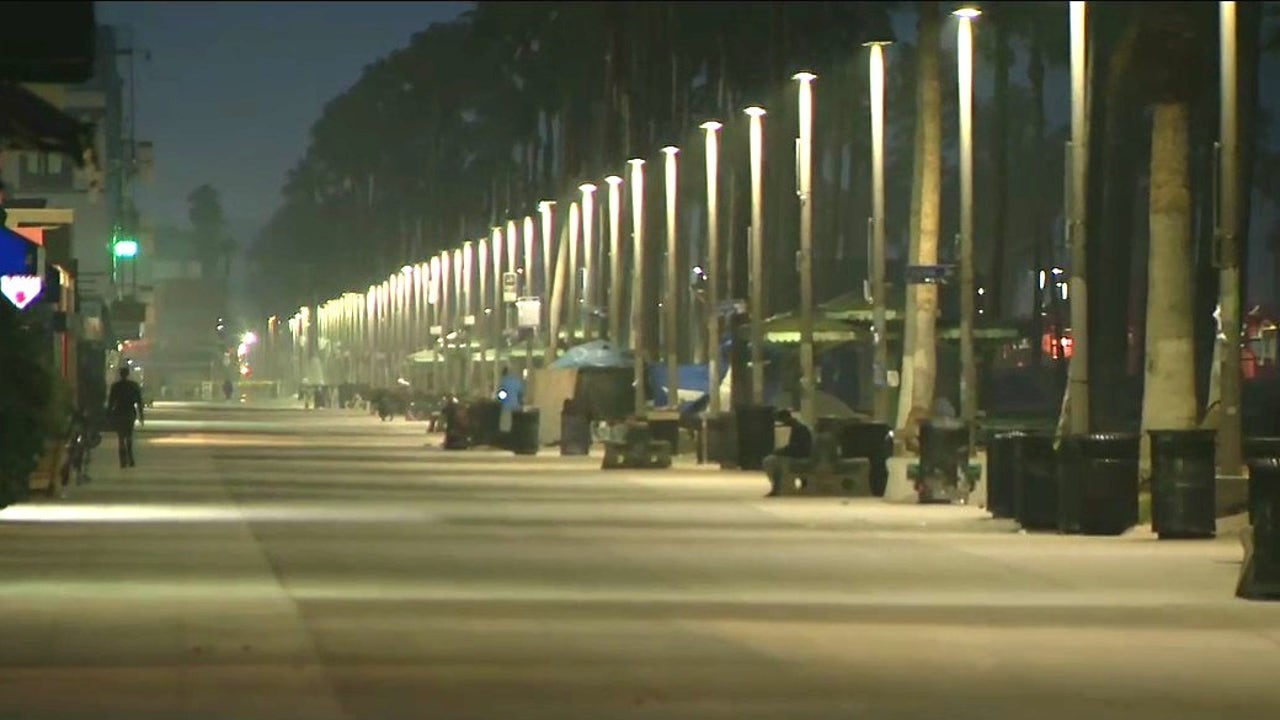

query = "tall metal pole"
867;41;892;424
793;72;817;426
491;227;503;391
606;175;624;344
522;215;536;375
661;146;681;410
1219;0;1243;475
745;106;767;405
628;158;647;416
701;121;724;415
1067;1;1091;435
477;236;490;393
580;183;599;341
567;201;581;345
538;201;556;360
954;10;979;434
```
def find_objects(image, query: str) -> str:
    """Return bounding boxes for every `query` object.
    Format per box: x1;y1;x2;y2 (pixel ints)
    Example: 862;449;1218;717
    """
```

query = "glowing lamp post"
793;71;817;426
700;120;724;415
744;105;767;405
628;158;647;415
661;145;680;410
605;174;624;344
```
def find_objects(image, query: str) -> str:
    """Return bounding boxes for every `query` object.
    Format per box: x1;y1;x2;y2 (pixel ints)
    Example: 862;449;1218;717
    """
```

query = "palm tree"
896;0;943;444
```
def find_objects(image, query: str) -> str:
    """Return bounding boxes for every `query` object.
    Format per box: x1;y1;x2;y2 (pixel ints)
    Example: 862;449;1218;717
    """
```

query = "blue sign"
905;264;955;285
0;226;39;276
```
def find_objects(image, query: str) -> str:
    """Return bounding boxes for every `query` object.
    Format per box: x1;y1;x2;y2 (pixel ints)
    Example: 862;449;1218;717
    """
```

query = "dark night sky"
95;1;474;242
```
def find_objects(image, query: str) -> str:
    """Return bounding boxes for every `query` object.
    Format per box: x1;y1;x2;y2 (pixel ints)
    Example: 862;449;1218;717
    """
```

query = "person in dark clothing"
107;366;145;468
763;409;813;496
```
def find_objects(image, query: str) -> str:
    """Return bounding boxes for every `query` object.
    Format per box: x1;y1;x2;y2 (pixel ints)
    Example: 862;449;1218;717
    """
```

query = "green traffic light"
113;238;139;258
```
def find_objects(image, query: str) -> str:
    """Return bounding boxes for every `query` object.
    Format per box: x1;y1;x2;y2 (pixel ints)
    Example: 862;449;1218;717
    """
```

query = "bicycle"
55;410;100;496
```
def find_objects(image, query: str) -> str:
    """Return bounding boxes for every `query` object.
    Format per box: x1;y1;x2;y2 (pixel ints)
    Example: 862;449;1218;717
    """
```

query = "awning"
0;80;96;165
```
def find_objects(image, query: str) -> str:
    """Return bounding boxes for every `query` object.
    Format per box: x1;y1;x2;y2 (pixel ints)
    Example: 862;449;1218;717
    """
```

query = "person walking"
107;366;145;468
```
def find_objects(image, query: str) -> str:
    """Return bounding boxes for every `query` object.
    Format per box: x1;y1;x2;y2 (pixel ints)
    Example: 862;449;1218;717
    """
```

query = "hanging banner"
1;274;44;310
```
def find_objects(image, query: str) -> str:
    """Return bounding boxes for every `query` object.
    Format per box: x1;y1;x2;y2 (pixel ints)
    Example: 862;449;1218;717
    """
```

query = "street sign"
1;274;43;309
502;271;518;303
905;264;956;285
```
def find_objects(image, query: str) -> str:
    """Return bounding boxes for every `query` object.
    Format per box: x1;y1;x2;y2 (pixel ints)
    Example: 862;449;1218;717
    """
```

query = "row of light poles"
272;9;1015;435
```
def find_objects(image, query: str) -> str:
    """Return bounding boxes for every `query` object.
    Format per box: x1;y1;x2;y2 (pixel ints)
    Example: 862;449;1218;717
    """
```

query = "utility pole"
1218;0;1243;475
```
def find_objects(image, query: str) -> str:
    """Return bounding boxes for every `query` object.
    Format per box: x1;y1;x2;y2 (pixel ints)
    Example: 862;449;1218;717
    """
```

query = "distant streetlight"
661;145;680;410
1219;0;1243;475
567;201;581;344
522;216;535;297
462;241;475;394
953;7;979;434
477;235;490;388
628;158;647;416
793;71;817;426
700;120;724;415
605;175;624;344
491;226;504;390
744;105;767;405
538;201;555;298
538;200;557;359
579;182;599;340
865;39;893;424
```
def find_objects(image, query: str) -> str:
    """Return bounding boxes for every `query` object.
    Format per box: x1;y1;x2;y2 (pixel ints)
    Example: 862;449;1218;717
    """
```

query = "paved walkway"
0;401;1276;719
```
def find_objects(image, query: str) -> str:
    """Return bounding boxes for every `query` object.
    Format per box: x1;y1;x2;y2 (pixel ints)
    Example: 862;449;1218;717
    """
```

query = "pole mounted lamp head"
743;106;766;118
699;120;723;132
953;6;982;19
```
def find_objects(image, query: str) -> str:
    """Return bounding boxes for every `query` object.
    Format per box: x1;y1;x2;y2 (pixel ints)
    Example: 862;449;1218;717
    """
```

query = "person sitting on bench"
763;409;813;497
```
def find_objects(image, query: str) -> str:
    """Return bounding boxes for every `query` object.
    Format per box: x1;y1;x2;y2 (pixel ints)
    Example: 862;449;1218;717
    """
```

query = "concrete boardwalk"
1;401;1277;720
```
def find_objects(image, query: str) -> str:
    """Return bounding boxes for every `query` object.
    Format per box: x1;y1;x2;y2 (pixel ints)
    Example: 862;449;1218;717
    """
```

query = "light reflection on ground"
0;502;435;524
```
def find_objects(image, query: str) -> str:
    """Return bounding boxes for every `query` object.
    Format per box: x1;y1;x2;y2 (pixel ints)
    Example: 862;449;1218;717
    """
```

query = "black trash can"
648;417;680;456
917;419;972;504
560;412;591;455
1058;432;1140;536
1013;432;1058;531
986;431;1023;519
467;400;502;447
510;408;540;456
1149;429;1217;539
442;402;471;450
837;422;892;498
1238;458;1280;600
731;405;775;471
1245;438;1280;525
701;414;733;465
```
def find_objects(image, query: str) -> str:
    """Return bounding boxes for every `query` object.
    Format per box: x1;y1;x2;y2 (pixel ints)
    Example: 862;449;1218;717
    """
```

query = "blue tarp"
0;226;39;276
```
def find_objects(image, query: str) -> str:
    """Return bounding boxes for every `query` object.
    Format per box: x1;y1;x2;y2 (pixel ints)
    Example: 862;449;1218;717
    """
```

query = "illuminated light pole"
793;71;817;426
701;120;724;415
538;200;557;359
744;106;767;405
605;174;624;344
440;250;453;391
462;241;475;394
491;226;504;390
628;158;647;416
661;145;681;410
477;235;490;392
538;201;556;299
522;216;536;296
866;38;893;424
579;182;599;341
522;215;537;374
1063;0;1090;436
455;244;471;394
429;254;442;391
953;7;980;436
1219;0;1243;475
567;200;582;345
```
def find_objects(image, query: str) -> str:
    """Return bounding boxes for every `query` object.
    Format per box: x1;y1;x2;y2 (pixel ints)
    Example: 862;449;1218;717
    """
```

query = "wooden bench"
769;434;872;497
601;422;673;470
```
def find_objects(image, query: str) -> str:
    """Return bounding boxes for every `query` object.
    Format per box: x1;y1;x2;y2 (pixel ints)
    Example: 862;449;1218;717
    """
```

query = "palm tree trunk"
896;1;942;444
1141;102;1198;470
